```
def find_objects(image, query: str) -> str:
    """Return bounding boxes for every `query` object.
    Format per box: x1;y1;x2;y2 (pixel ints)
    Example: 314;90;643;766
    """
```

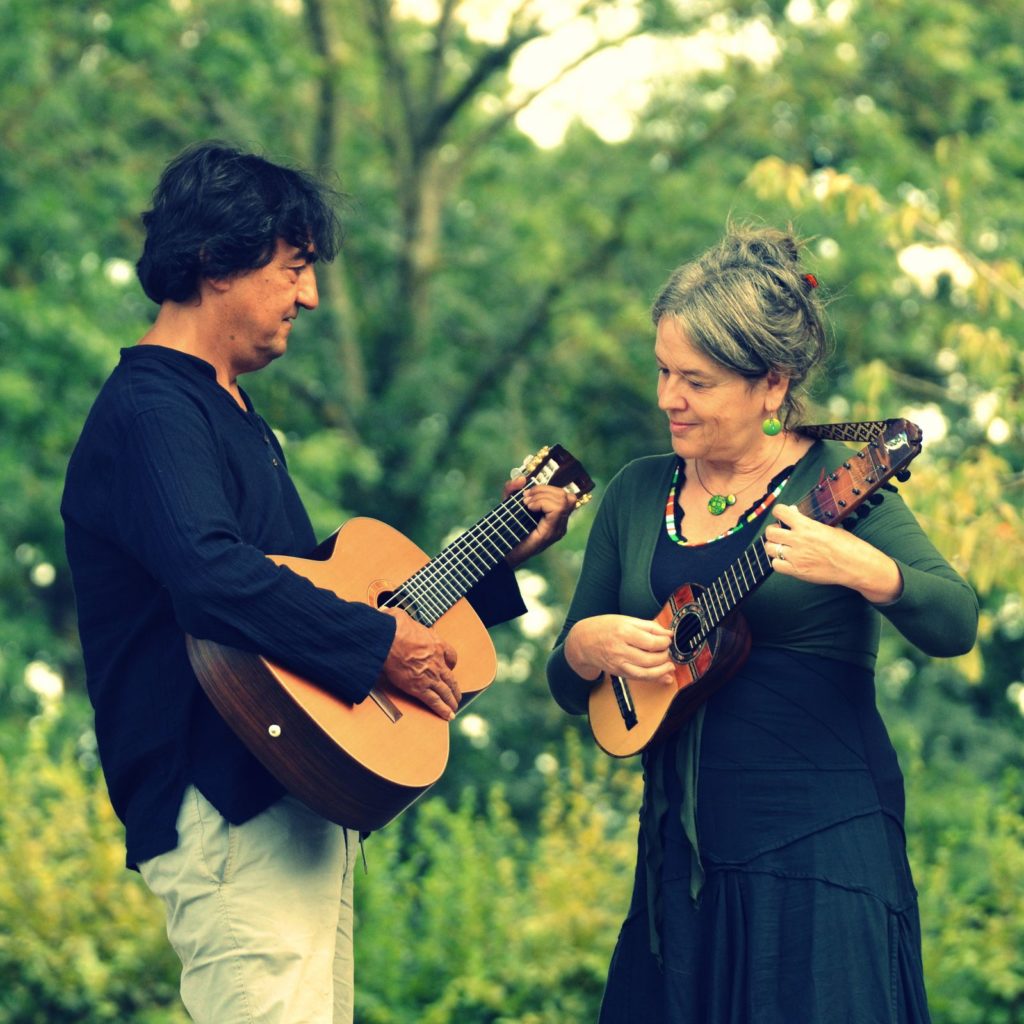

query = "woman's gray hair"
651;225;829;424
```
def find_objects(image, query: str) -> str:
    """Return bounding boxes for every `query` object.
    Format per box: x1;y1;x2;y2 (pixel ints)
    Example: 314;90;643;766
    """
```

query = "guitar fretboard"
383;490;541;626
683;428;912;652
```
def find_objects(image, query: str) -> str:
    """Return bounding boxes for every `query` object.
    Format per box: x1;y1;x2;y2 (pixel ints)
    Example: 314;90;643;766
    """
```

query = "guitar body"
588;582;752;758
187;517;497;832
186;443;594;831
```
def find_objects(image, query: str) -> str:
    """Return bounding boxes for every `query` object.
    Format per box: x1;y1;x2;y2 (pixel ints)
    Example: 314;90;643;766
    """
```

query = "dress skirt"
598;648;931;1024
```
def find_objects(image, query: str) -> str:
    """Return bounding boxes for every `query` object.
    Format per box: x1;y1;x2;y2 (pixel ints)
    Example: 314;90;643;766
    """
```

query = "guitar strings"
687;437;890;649
392;502;535;624
378;483;541;625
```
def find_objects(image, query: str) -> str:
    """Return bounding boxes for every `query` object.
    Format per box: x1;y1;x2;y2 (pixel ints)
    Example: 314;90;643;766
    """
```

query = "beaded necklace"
663;460;790;547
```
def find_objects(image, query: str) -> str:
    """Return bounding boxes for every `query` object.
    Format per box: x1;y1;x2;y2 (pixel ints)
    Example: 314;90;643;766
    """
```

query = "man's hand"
504;477;579;568
379;607;461;720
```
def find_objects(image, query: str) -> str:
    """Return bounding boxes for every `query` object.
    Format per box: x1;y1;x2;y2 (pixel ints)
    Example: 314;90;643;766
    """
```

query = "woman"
546;226;978;1023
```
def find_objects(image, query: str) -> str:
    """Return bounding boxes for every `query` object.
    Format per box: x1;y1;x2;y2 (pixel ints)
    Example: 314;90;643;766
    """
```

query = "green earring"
762;413;782;436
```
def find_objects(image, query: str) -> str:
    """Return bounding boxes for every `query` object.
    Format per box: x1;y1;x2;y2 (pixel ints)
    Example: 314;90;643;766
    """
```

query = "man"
61;141;576;1023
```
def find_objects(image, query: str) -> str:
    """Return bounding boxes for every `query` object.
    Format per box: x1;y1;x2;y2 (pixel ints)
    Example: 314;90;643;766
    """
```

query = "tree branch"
438;109;743;448
363;0;420;165
454;27;646;165
420;26;540;150
425;0;461;110
441;194;639;446
297;0;369;417
303;0;337;175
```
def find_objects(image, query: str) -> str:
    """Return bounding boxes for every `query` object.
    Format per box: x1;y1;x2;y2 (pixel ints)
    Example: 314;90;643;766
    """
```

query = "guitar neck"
386;490;541;626
690;421;921;642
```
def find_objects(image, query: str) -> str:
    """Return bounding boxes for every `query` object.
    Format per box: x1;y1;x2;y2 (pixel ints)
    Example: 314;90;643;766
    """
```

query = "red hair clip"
804;273;819;289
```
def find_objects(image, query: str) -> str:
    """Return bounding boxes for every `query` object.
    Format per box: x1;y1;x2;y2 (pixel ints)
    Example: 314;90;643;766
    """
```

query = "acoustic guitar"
588;419;922;758
187;445;593;831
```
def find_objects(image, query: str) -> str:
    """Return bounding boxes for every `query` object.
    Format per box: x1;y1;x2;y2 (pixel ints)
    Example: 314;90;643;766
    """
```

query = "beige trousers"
139;786;356;1024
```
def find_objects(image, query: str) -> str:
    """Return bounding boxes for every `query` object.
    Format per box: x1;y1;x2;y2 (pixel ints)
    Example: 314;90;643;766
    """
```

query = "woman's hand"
564;614;675;685
764;503;903;604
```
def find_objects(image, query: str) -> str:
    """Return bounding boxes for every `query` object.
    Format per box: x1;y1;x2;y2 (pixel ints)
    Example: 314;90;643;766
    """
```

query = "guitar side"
587;583;752;758
187;517;498;832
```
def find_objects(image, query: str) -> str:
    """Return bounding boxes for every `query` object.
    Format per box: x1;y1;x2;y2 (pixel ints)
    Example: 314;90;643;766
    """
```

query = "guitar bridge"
611;675;638;730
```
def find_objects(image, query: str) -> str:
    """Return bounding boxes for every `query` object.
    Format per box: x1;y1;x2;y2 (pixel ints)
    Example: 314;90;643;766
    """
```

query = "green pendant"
707;493;736;516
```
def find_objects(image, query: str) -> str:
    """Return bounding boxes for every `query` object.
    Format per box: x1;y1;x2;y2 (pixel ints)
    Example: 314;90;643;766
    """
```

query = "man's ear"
204;275;232;294
196;248;233;294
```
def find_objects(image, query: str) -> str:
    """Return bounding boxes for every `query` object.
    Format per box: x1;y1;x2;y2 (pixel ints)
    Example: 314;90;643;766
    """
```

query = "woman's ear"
763;369;791;409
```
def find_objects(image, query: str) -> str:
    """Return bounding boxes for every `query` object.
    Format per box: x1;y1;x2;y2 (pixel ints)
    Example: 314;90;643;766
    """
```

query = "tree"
1;0;1020;819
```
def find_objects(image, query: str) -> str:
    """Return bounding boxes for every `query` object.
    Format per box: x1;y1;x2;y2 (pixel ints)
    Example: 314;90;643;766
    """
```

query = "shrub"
0;718;185;1024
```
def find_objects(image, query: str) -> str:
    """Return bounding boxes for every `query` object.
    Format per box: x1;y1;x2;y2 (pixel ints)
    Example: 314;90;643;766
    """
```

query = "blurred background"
0;0;1021;1021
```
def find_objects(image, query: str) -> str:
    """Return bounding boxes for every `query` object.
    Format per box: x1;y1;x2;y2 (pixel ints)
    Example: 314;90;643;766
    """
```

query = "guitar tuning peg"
869;493;884;505
510;453;534;478
856;505;871;518
895;469;911;482
518;446;550;479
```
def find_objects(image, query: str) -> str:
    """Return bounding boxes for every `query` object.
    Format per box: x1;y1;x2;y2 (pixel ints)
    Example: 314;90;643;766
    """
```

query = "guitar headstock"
878;418;923;468
798;418;923;526
511;445;595;508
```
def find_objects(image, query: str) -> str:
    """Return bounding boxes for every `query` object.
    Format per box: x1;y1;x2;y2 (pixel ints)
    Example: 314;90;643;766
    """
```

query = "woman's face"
655;316;788;465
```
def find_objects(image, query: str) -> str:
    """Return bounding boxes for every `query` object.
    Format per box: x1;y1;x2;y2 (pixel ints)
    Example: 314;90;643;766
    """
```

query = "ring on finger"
775;542;785;561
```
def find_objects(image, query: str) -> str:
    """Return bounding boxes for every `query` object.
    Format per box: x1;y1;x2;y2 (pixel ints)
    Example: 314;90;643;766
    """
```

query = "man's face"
216;238;319;373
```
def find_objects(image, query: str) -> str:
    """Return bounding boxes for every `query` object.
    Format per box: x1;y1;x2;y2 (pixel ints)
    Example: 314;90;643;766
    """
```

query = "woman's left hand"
764;504;904;604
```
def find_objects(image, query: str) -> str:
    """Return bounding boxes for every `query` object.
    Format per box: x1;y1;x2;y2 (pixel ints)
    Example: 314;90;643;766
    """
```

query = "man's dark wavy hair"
136;141;343;304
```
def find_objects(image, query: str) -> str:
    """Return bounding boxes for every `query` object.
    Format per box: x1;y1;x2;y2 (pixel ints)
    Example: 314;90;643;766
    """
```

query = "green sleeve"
743;445;978;665
546;470;625;716
851;485;979;656
545;456;671;715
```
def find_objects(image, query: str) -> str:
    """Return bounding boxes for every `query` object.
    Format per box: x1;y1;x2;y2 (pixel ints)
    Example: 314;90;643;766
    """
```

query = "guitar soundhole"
671;605;704;664
376;588;424;622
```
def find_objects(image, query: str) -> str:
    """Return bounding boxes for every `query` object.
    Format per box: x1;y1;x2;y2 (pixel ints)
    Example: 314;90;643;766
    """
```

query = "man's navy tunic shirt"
62;346;525;867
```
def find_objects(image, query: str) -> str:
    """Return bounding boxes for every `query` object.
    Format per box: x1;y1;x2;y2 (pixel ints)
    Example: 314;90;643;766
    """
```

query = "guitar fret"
399;492;538;624
694;537;775;640
687;426;917;643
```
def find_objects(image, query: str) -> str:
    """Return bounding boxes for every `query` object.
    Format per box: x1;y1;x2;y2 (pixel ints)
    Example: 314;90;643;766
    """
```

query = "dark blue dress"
598;496;931;1023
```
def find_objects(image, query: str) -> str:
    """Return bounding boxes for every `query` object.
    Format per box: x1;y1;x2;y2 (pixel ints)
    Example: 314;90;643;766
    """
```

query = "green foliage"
2;716;1022;1023
1;0;1022;1018
354;731;641;1024
0;717;186;1024
910;764;1024;1024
